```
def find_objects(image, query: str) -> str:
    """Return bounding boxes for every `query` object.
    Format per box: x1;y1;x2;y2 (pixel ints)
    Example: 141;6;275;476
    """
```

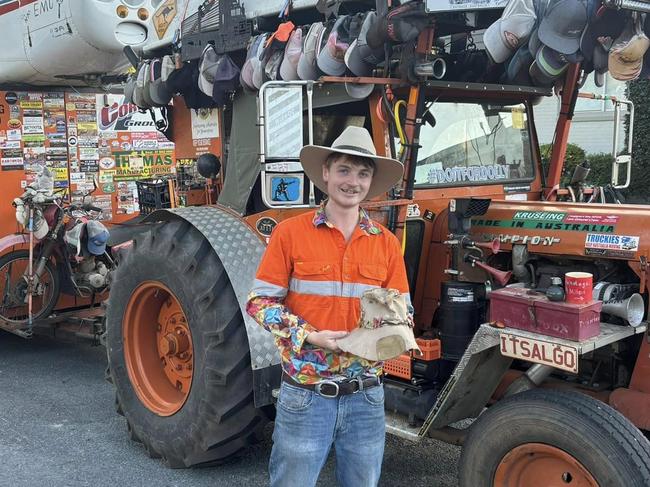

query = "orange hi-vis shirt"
246;204;411;384
255;207;410;332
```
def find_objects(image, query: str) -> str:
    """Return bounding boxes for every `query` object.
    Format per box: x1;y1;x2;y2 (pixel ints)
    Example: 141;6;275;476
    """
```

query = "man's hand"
306;330;349;352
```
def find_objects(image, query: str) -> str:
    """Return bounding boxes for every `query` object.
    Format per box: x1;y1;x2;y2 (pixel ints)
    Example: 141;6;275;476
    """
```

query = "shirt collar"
312;201;382;235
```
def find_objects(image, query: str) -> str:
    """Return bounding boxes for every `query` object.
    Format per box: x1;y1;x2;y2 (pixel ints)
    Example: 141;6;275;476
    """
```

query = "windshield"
402;102;534;188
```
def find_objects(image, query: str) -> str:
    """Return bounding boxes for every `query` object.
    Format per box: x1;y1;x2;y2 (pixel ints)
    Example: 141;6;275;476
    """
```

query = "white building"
533;73;628;155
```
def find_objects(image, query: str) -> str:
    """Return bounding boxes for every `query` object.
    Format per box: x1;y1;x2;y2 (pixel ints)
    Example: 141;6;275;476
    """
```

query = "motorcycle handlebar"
20;192;59;205
83;204;103;213
68;204;103;214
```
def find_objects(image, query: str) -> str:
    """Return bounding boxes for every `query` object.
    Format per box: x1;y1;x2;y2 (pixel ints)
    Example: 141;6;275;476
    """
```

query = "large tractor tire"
459;388;650;487
106;219;268;467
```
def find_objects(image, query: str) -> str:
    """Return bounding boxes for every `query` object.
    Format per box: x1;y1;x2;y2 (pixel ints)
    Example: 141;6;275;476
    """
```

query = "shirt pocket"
291;261;337;305
358;263;387;285
293;261;334;278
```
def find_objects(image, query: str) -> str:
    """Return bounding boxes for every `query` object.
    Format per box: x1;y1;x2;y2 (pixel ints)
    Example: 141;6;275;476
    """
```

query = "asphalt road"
0;331;460;487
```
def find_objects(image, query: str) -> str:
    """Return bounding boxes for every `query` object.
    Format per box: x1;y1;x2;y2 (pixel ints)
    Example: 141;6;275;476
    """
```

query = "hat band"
333;144;374;155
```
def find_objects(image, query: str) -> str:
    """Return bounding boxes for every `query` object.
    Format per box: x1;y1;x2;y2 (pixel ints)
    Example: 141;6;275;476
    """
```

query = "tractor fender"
143;205;281;406
0;233;30;255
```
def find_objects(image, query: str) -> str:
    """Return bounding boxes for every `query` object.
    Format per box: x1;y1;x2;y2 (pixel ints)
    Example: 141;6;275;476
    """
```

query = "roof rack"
180;0;251;62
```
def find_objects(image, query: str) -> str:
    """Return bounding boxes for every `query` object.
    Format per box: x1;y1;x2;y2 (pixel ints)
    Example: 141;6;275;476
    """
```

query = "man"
246;125;410;487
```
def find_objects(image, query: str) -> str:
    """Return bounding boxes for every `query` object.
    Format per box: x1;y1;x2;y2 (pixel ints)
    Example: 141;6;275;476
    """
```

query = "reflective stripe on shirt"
251;278;287;298
288;277;412;305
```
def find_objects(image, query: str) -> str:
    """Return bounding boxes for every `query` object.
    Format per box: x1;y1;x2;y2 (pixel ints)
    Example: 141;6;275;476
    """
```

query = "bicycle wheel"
0;249;60;325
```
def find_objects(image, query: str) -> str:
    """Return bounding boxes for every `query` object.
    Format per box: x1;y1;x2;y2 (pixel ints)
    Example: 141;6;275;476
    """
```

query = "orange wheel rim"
494;443;598;487
123;281;193;416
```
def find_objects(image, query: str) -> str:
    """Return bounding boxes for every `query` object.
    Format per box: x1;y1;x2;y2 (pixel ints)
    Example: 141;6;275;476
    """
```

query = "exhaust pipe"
413;57;447;80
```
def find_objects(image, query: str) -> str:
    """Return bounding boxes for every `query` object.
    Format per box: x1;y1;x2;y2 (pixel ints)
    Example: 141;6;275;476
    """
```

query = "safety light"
137;8;149;20
116;5;129;18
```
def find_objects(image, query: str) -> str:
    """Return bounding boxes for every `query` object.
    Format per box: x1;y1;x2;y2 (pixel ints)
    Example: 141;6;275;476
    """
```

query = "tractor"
104;2;650;485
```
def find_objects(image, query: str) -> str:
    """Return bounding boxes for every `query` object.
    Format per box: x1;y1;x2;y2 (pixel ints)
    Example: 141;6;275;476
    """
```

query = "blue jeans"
270;380;386;487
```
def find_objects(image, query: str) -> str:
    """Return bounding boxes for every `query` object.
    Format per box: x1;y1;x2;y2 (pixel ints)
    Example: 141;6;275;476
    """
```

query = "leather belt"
282;373;382;398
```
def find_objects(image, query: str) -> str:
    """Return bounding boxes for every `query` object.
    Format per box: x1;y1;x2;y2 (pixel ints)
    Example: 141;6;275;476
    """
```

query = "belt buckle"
352;376;364;393
315;380;340;398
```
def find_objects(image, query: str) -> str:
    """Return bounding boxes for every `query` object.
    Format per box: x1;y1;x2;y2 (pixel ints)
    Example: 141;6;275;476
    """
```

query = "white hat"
141;59;156;108
133;62;149;108
123;75;136;104
297;22;325;80
198;44;220;97
252;33;269;90
160;55;176;82
317;16;353;76
608;15;650;81
241;35;263;91
484;0;536;63
299;125;403;199
336;288;420;361
279;27;303;81
149;58;173;106
264;49;284;81
344;11;384;77
344;82;374;99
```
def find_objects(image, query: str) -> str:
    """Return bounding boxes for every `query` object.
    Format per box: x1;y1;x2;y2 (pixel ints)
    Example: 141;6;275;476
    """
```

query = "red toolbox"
490;287;602;342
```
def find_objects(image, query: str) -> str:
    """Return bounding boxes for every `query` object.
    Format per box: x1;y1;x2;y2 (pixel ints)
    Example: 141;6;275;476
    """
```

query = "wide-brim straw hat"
299;126;403;200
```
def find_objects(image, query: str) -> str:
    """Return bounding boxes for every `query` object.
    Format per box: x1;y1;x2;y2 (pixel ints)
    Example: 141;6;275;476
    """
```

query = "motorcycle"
0;180;119;333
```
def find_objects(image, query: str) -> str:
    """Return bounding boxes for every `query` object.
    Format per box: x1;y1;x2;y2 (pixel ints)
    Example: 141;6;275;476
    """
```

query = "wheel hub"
123;281;193;416
494;443;598;487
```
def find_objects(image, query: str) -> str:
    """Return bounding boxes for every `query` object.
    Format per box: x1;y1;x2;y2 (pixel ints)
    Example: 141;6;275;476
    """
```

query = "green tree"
586;153;615;187
539;143;586;186
625;79;650;203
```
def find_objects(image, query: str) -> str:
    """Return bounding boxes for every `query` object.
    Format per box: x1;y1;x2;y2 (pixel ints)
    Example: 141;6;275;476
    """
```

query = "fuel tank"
1;0;339;85
0;0;152;85
468;201;650;261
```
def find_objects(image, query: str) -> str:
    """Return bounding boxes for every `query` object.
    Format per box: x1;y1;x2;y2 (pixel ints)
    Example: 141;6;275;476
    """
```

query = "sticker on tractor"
426;164;509;185
505;194;527;201
481;233;560;246
473;210;616;233
565;214;619;225
256;217;278;237
499;333;578;373
153;0;177;40
426;0;508;13
407;204;421;218
584;234;639;258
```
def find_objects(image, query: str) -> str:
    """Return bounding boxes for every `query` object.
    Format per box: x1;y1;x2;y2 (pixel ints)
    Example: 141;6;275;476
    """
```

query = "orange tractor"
0;0;633;485
106;26;650;487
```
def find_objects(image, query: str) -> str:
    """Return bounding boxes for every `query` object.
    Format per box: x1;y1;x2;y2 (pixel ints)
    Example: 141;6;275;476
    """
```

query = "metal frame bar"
612;99;635;189
258;80;315;209
544;64;581;200
576;91;635;189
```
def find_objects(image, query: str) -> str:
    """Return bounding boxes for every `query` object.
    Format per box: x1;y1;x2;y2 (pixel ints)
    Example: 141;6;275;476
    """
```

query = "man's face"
322;155;374;209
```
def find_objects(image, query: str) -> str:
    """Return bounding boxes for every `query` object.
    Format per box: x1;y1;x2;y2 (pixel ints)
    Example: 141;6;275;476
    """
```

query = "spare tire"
106;219;268;467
